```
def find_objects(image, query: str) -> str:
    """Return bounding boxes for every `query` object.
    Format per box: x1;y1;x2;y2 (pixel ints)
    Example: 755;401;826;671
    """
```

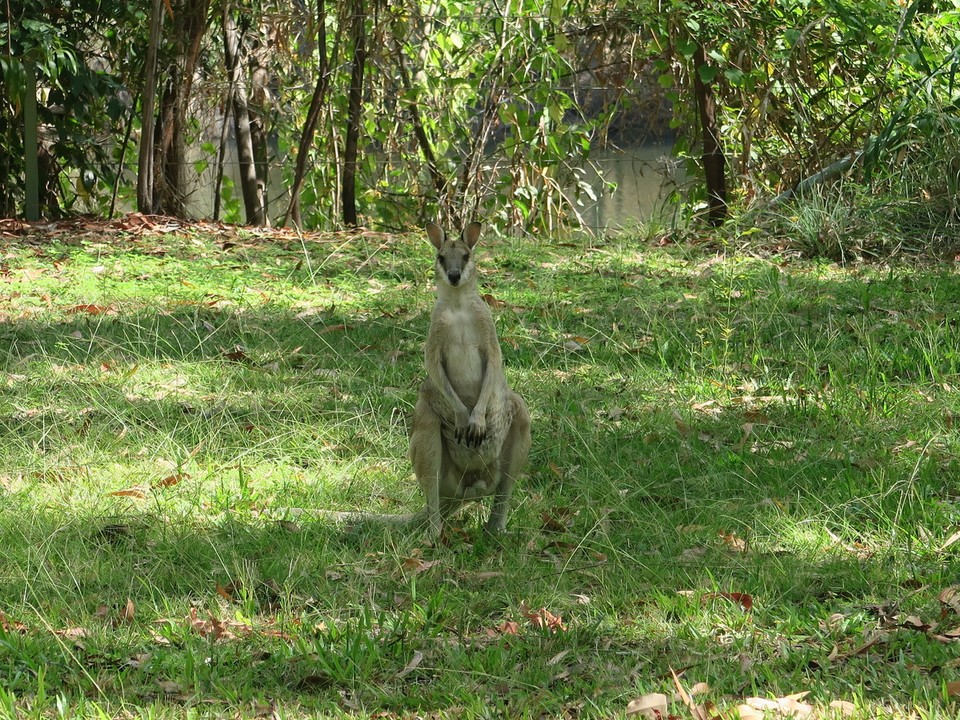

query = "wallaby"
291;222;530;537
409;221;531;536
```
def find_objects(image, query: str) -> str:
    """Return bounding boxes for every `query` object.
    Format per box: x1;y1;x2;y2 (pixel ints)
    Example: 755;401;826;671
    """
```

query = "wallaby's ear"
462;222;482;249
426;222;445;251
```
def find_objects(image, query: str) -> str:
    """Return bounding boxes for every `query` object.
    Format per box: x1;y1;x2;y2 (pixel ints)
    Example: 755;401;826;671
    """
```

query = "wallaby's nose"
447;269;461;285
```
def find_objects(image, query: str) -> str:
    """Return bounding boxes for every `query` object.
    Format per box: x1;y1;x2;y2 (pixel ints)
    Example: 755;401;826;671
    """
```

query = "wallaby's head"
426;222;481;289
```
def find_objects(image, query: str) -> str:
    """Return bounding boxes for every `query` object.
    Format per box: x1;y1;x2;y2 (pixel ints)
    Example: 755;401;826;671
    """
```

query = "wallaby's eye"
436;253;445;267
463;252;470;263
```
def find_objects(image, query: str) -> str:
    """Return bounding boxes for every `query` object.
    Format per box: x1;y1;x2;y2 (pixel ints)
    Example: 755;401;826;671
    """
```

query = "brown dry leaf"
400;556;440;576
947;681;960;697
187;607;240;641
66;303;111;315
939;585;960;616
108;487;148;499
625;693;668;718
119;598;135;624
719;531;748;552
317;323;347;336
939;529;960;552
670;669;708;720
490;620;521;636
54;626;89;640
0;611;28;633
541;506;576;533
216;582;236;602
520;602;567;632
737;704;764;720
153;472;188;488
900;615;934;632
828;700;856;716
481;293;505;309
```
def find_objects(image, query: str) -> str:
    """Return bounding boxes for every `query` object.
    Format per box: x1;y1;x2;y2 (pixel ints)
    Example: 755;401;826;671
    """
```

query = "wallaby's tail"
270;507;428;528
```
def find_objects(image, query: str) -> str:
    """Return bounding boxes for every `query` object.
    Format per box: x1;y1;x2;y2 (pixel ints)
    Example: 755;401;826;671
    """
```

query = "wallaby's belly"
441;309;486;407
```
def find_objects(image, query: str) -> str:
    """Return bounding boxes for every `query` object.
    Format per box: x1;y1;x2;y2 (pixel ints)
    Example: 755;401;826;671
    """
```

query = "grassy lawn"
1;220;959;718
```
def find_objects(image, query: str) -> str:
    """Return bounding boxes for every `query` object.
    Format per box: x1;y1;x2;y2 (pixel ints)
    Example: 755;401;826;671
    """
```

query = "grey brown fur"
409;222;531;536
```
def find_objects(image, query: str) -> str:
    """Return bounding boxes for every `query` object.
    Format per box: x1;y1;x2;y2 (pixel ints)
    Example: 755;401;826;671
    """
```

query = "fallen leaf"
940;529;960;552
719;531;748;552
492;620;521;636
947;681;960;697
737;704;764;720
396;650;423;679
702;591;753;611
520;602;566;632
400;556;440;576
671;669;708;720
108;487;148;499
153;472;188;488
119;598;135;624
66;303;110;315
939;585;960;616
318;323;346;335
744;692;813;717
828;700;856;716
626;693;669;718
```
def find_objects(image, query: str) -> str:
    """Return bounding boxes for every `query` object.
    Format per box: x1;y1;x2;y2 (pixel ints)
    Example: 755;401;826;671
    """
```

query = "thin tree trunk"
155;0;211;217
111;97;138;218
213;91;234;221
693;43;727;226
283;0;332;227
223;3;267;226
395;40;445;200
137;0;163;214
249;59;271;226
341;0;367;228
24;61;39;221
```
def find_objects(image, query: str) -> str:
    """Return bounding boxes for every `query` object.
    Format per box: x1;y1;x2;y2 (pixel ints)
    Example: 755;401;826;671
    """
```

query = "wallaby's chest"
436;303;489;400
441;305;485;349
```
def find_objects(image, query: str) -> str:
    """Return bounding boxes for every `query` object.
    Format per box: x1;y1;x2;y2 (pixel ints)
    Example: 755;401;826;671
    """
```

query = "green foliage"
637;0;960;212
1;0;141;217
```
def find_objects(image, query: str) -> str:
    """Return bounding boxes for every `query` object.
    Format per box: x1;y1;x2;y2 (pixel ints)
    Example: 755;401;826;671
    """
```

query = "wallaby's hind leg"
485;393;531;534
410;389;444;538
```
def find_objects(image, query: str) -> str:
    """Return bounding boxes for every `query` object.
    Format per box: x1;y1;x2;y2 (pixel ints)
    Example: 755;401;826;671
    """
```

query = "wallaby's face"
426;222;481;288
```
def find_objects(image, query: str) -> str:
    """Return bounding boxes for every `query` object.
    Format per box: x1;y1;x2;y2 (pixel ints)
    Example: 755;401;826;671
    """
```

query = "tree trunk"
136;0;163;214
155;0;212;217
341;0;367;227
693;44;727;226
23;61;40;221
395;40;445;201
223;3;267;226
283;0;332;227
249;54;271;226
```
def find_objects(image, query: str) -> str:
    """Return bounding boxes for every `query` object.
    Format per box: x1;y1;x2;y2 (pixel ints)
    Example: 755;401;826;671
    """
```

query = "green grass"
1;223;960;718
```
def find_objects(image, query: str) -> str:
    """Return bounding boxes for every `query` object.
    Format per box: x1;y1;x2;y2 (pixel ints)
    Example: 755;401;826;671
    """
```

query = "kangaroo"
293;222;530;537
409;221;531;536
